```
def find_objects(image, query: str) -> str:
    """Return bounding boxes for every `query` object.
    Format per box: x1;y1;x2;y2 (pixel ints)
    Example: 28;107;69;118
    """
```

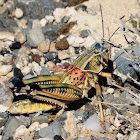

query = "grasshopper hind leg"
48;108;65;121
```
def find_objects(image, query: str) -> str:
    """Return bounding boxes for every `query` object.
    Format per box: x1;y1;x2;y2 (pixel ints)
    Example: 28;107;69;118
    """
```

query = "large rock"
39;124;61;139
0;80;13;111
115;45;140;79
27;27;45;46
2;116;23;140
14;0;65;19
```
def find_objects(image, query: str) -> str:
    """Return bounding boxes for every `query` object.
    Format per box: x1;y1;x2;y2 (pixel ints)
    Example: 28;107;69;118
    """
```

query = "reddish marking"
65;65;87;86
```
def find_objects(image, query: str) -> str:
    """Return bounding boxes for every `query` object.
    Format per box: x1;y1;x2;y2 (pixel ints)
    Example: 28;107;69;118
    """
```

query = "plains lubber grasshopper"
9;42;122;127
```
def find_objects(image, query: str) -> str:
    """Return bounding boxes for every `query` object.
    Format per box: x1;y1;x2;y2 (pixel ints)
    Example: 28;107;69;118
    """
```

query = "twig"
116;19;135;45
109;19;131;41
93;100;140;116
100;4;104;39
109;79;140;100
102;101;140;116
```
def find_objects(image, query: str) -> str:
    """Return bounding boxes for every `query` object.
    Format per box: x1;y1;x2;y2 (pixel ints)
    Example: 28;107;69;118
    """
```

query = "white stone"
107;88;114;94
40;18;47;27
45;15;54;23
14;7;23;18
40;57;45;66
39;123;48;129
53;7;76;23
32;62;41;75
0;65;12;76
3;54;13;63
46;61;55;70
14;125;29;139
68;46;75;54
17;19;27;28
32;19;41;28
21;66;31;75
28;122;40;132
53;8;65;23
15;29;26;44
37;39;50;53
114;117;121;128
31;49;43;56
0;32;15;41
58;50;70;60
67;34;85;47
117;133;124;140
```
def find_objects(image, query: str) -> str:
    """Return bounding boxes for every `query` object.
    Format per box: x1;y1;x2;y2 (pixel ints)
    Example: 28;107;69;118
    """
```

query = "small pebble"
40;66;50;75
68;46;75;54
49;42;57;52
3;54;13;63
61;16;70;23
9;42;21;51
62;62;70;68
54;135;64;140
31;62;41;75
32;19;41;28
74;47;80;54
38;39;50;53
14;7;23;18
15;29;26;44
32;54;41;64
107;88;114;94
58;50;70;60
80;30;90;38
0;65;12;76
21;66;31;75
114;117;121;128
40;18;47;27
45;15;54;23
86;8;97;15
40;57;45;66
18;19;27;28
46;61;55;70
28;122;40;132
55;37;69;50
53;8;65;23
44;52;58;61
0;32;14;41
67;34;85;47
51;65;65;72
14;125;29;139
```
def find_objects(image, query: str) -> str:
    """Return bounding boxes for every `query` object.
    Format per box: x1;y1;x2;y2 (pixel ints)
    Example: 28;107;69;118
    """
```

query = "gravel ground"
0;0;140;140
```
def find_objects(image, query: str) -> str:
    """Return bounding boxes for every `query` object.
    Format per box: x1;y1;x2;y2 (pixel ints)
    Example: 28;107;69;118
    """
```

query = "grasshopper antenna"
100;4;104;39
